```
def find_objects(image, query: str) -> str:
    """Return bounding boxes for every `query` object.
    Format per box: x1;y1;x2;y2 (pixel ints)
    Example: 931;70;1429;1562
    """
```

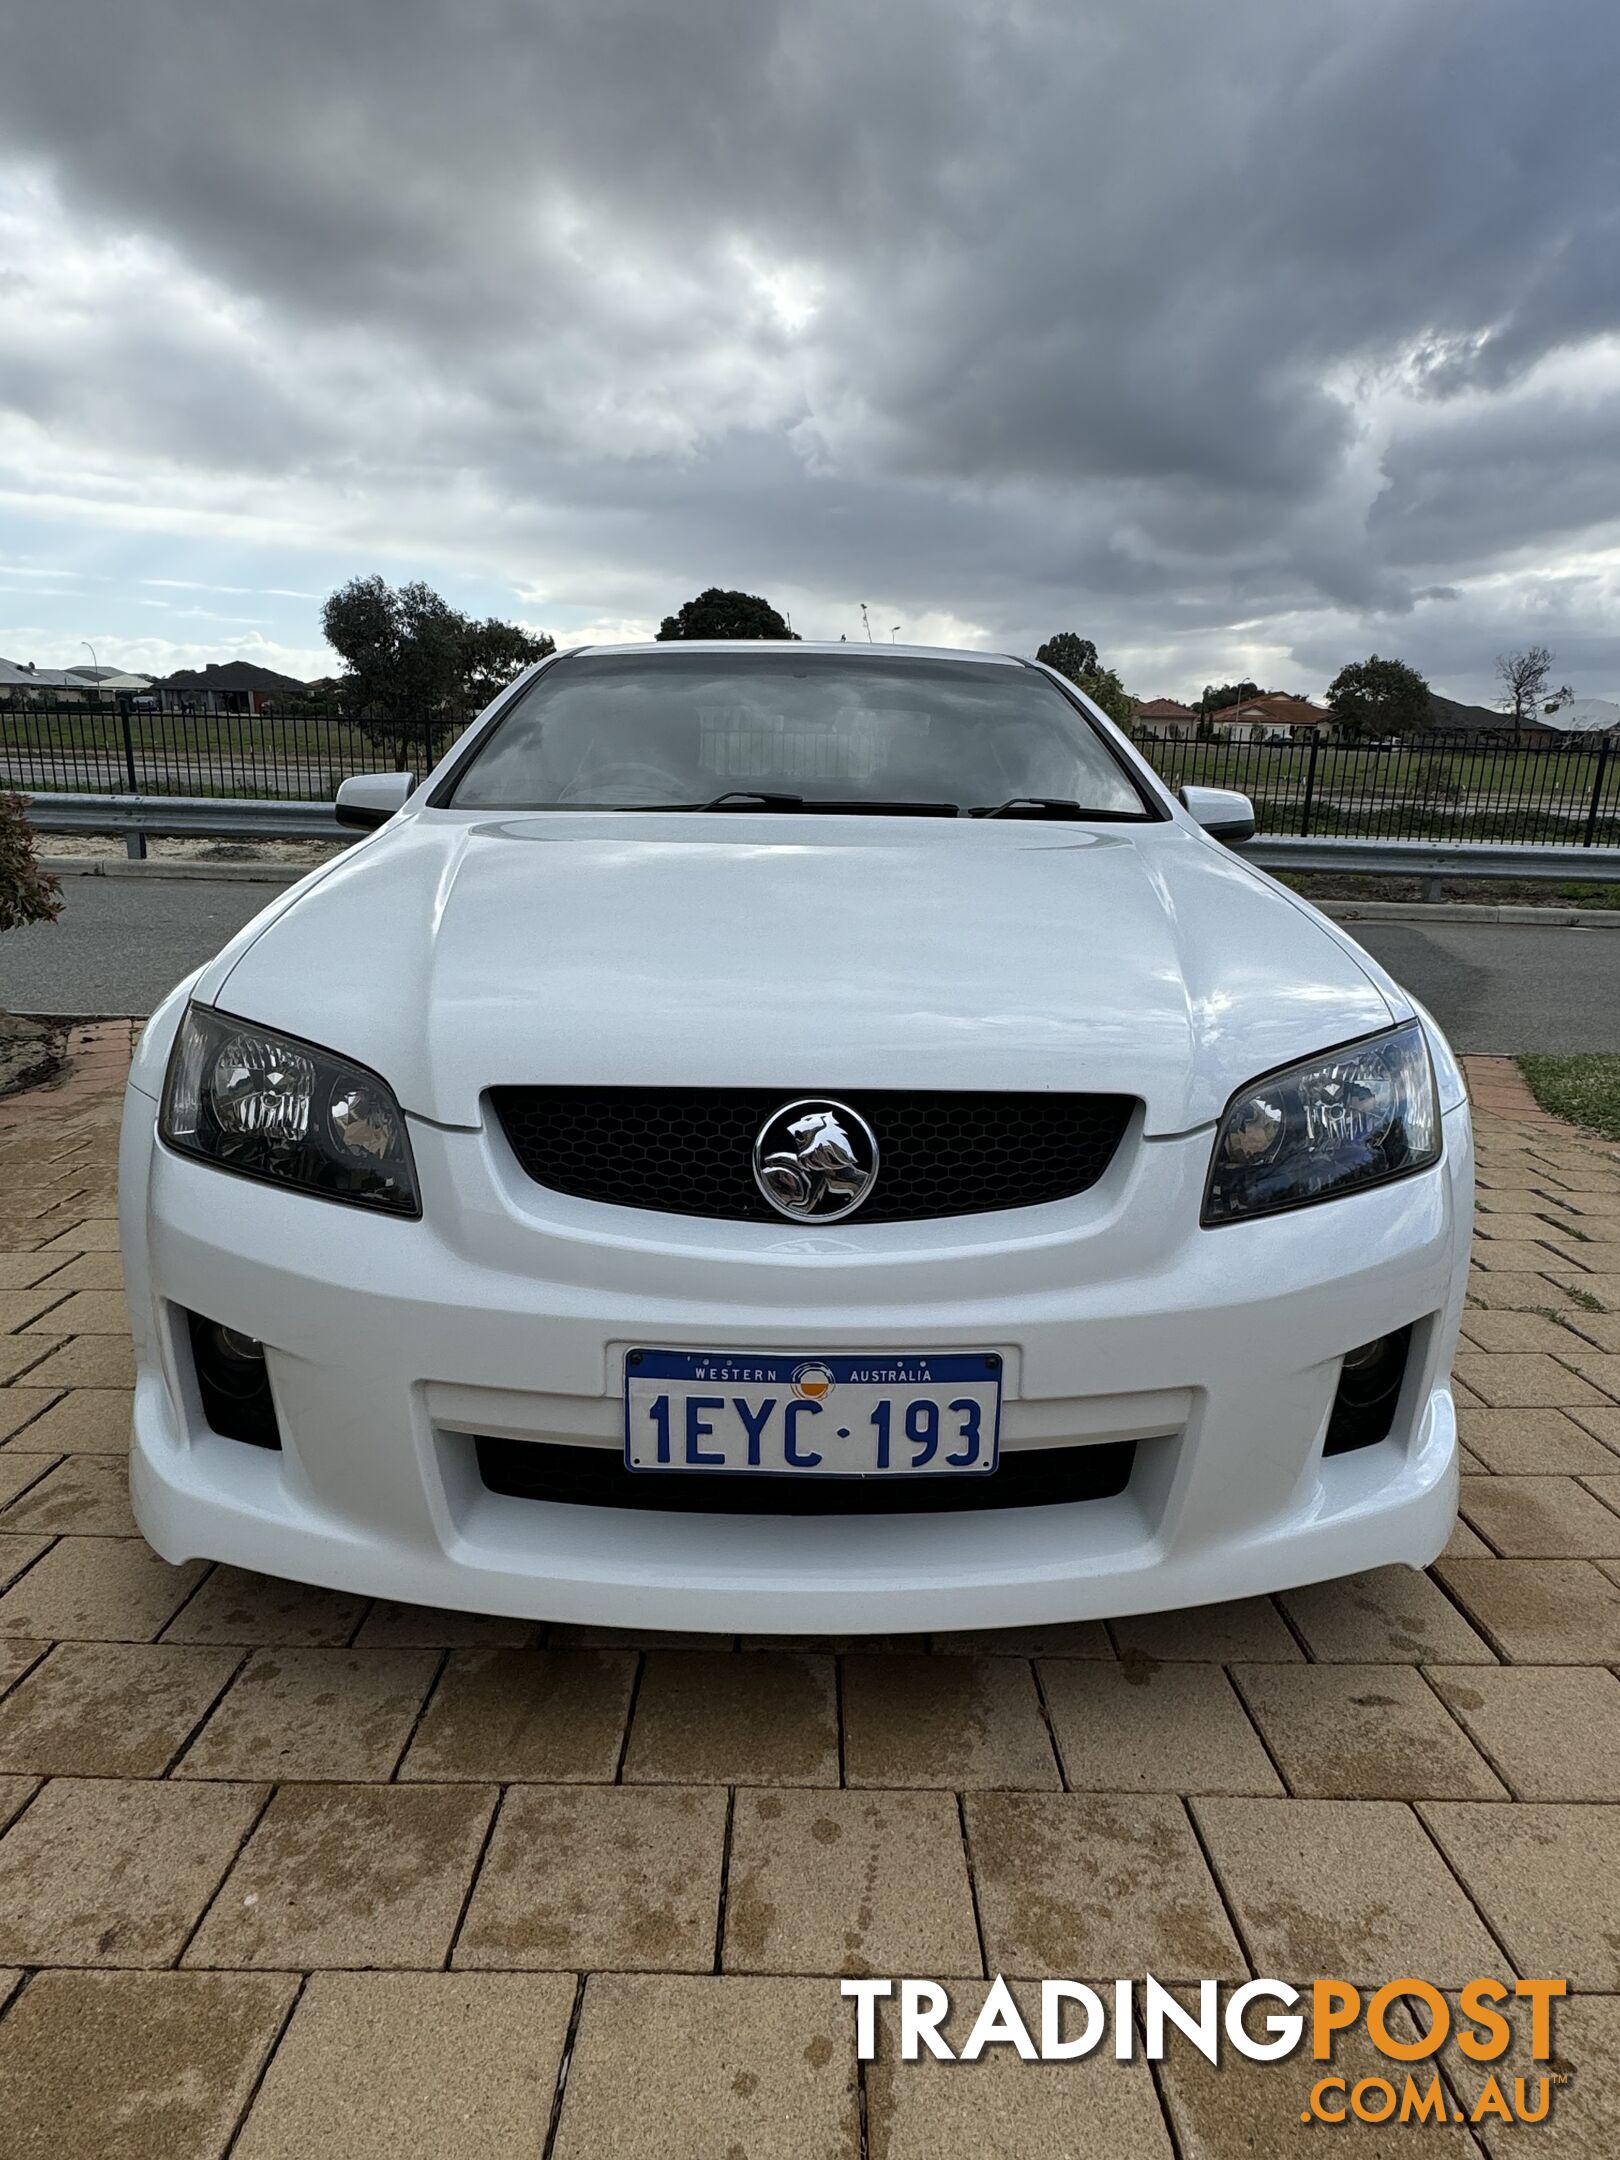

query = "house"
1132;697;1200;738
1424;693;1519;740
1208;693;1328;742
1426;693;1564;744
0;657;91;696
1540;696;1620;741
158;661;310;715
64;667;154;695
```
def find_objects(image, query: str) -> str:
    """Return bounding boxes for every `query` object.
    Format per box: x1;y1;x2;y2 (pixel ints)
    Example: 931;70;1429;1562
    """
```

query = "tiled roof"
1215;694;1326;727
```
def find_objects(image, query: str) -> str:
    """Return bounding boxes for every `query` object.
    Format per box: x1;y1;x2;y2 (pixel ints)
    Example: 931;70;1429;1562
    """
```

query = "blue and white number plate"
624;1350;1002;1478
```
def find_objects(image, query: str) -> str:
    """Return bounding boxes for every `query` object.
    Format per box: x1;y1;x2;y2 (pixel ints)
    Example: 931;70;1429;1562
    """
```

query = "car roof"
565;640;1024;665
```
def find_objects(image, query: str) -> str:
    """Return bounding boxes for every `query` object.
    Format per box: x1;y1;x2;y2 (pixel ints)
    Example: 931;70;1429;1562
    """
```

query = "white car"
119;642;1472;1632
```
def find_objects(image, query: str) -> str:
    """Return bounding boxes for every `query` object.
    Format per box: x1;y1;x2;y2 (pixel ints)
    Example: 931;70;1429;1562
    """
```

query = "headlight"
1203;1020;1440;1226
159;1004;420;1217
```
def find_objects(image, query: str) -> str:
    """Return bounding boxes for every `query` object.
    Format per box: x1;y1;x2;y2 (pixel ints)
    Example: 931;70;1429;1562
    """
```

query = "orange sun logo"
792;1362;836;1402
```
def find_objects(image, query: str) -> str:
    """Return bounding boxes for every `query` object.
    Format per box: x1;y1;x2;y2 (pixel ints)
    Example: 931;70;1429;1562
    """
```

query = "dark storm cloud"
1372;387;1620;565
1;0;1618;695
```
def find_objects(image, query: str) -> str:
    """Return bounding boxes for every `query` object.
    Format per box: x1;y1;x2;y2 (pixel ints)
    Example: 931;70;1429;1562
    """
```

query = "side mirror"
335;772;415;831
1178;784;1255;846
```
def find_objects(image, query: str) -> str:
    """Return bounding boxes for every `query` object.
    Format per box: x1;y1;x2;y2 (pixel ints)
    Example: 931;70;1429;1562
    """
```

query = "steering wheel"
554;761;691;805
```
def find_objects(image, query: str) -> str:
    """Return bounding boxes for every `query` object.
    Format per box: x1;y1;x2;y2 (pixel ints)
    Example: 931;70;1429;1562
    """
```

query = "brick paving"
0;1030;1617;2152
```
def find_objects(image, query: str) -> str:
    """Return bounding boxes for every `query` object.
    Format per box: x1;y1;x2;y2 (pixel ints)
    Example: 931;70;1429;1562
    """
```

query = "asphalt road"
0;873;1616;1052
1351;919;1620;1054
0;876;280;1019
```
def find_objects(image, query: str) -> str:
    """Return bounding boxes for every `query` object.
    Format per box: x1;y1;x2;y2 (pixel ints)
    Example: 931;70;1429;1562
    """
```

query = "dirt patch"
40;834;349;868
0;1011;64;1096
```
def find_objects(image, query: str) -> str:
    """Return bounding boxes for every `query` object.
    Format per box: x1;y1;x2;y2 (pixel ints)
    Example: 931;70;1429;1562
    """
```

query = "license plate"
623;1350;1002;1477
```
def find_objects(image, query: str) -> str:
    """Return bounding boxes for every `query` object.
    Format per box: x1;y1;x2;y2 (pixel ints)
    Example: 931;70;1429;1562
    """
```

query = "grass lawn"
1519;1054;1620;1141
1276;872;1620;909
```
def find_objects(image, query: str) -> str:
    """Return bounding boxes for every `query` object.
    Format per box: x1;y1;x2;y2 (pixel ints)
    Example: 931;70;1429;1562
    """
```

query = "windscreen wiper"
684;792;960;816
690;790;809;810
970;797;1143;820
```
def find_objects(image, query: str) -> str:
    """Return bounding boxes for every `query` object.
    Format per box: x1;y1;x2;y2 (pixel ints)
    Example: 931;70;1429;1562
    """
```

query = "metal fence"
3;702;1618;849
1128;729;1620;849
0;703;459;802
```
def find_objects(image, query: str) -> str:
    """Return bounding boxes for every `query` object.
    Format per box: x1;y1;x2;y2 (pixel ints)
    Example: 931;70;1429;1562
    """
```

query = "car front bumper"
120;1084;1473;1633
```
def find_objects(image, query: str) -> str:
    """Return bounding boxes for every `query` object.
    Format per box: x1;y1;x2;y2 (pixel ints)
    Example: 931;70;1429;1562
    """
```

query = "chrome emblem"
752;1098;879;1223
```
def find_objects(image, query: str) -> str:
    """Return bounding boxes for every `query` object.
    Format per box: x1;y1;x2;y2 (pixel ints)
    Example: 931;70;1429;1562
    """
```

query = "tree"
1201;680;1261;715
461;616;556;714
1495;645;1559;731
1326;654;1431;741
1067;663;1135;729
1035;633;1099;680
321;576;554;769
1035;632;1135;729
655;588;798;641
0;793;61;935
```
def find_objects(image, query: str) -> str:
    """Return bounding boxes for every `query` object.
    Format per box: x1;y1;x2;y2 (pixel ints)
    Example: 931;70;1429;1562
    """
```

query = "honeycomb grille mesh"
490;1087;1135;1223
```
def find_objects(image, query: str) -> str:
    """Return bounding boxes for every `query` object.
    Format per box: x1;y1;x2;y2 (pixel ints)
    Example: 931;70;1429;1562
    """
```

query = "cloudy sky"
2;0;1617;702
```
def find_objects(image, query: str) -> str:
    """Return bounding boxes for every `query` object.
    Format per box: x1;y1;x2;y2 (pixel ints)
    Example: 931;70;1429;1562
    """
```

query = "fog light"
1324;1327;1413;1456
186;1310;282;1449
208;1325;266;1390
1340;1336;1391;1373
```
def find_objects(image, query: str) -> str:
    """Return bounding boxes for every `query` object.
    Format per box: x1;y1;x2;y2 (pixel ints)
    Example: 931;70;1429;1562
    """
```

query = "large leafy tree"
1035;631;1134;729
0;793;61;934
322;576;554;769
460;617;555;713
1035;633;1098;680
1327;654;1431;740
655;588;798;641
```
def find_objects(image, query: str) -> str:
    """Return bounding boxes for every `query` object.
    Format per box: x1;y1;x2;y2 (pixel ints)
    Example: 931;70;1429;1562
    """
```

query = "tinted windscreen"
448;653;1153;815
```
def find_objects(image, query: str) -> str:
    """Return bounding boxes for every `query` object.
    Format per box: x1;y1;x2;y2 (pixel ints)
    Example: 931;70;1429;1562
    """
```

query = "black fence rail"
0;704;462;802
1127;729;1620;849
3;703;1618;850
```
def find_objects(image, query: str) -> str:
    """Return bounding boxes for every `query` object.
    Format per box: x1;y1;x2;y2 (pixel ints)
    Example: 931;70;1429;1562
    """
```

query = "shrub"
0;792;63;934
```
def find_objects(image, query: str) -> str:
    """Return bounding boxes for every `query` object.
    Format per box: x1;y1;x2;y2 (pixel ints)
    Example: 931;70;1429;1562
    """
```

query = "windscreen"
447;652;1153;815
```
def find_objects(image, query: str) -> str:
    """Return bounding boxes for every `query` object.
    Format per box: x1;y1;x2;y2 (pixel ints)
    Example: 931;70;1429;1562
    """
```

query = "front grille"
476;1434;1136;1514
490;1087;1135;1223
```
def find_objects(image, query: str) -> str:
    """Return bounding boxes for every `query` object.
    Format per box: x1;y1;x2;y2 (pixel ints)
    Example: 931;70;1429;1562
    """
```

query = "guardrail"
18;792;1620;892
1246;836;1620;898
21;792;344;858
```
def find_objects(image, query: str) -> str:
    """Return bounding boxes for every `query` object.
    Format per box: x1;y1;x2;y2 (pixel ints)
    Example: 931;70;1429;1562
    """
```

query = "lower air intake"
475;1435;1136;1514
